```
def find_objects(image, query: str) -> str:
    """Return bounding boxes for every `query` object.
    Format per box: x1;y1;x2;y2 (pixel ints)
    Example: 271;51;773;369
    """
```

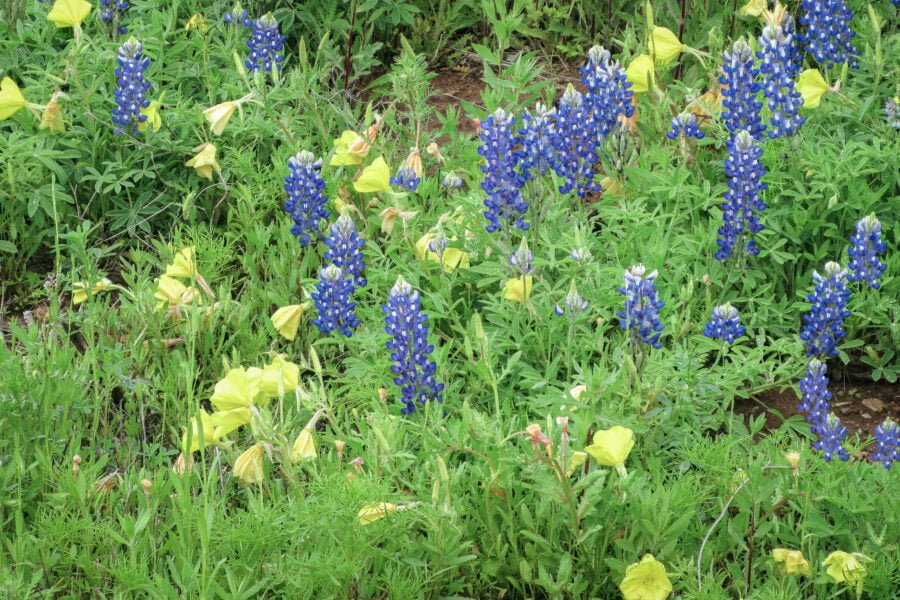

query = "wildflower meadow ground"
1;0;898;598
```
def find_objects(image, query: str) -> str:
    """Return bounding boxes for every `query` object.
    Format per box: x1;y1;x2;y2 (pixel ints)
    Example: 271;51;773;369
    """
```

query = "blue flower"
720;40;764;139
224;7;253;27
847;215;887;289
112;38;152;135
311;264;360;337
715;130;768;261
758;14;805;138
618;264;665;349
665;112;705;140
800;262;851;358
582;46;634;138
283;151;331;247
813;413;850;462
390;164;420;192
441;173;463;189
797;358;832;433
550;86;599;197
324;214;367;288
570;247;589;263
519;102;557;180
885;98;900;129
799;0;858;69
245;14;285;74
383;276;444;414
509;243;534;276
554;286;589;318
872;418;899;469
479;108;529;233
703;304;745;343
100;0;129;34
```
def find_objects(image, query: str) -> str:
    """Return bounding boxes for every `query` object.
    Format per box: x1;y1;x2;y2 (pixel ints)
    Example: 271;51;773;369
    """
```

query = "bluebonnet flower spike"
797;359;832;433
554;286;589;318
311;264;360;337
283;151;331;247
800;261;851;358
800;0;858;69
703;304;745;343
813;413;850;462
324;214;367;288
390;164;421;192
847;215;887;289
383;276;444;414
720;40;764;139
872;418;899;469
245;14;285;74
618;264;665;349
441;173;463;189
519;102;557;180
758;11;805;138
715;130;768;261
112;38;152;135
666;112;705;140
479;108;529;233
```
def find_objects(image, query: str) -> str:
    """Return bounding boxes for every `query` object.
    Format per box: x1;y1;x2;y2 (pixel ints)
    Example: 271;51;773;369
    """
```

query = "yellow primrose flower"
258;354;300;399
357;502;398;525
203;101;238;136
585;425;634;469
798;69;831;109
620;555;673;600
185;13;207;31
625;54;655;93
415;232;470;272
39;94;65;133
649;26;683;65
379;206;418;235
739;0;767;17
772;549;810;576
566;450;588;476
823;551;870;584
503;276;533;303
210;367;261;411
182;409;217;453
209;407;252;439
354;156;391;193
138;99;162;133
185;143;221;181
72;277;112;305
154;275;188;309
165;246;198;280
290;427;317;462
0;77;27;120
331;130;369;166
270;304;305;341
47;0;92;28
233;444;265;484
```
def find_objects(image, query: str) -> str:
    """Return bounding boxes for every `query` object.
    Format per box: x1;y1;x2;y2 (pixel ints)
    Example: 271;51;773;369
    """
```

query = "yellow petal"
585;425;634;468
0;77;27;120
625;55;655;93
165;246;198;280
203;101;237;136
182;409;217;454
39;96;65;133
71;277;112;305
185;143;221;180
772;549;810;576
185;13;208;31
210;407;252;439
357;502;398;525
503;276;533;303
233;444;265;484
330;130;367;166
823;551;869;584
620;555;672;600
566;451;588;476
798;69;830;109
739;0;768;17
154;275;188;309
353;156;391;193
138;100;162;133
290;427;317;462
258;354;300;400
210;367;260;411
47;0;92;28
649;26;683;65
271;304;304;341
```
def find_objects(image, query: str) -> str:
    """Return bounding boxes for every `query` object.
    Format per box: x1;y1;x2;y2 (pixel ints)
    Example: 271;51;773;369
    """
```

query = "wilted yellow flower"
358;502;398;525
649;26;682;65
203;102;237;136
405;148;423;178
72;277;113;305
798;69;831;109
785;451;801;471
270;304;305;341
47;0;92;28
257;354;300;400
415;232;470;272
182;409;217;453
185;143;221;181
233;444;265;484
503;276;533;303
210;367;261;411
165;246;198;280
739;0;767;17
209;407;252;439
823;551;869;584
625;54;655;93
379;206;418;235
567;450;588;476
290;428;317;462
620;555;673;600
601;176;623;195
185;13;207;31
0;77;27;121
762;2;789;26
772;548;810;576
154;275;188;309
585;426;634;469
425;142;444;161
354;156;391;193
39;94;65;133
138;99;162;133
331;130;369;166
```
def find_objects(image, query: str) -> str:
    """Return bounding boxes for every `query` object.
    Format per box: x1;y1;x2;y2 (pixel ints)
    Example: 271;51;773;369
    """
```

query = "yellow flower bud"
772;548;810;576
270;304;305;341
185;143;221;181
357;502;398;525
290;428;317;462
233;444;265;485
203;101;238;136
72;277;113;305
649;26;683;65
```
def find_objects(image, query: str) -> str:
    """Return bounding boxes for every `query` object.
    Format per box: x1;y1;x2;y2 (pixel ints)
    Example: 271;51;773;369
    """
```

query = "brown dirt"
428;69;486;135
735;382;900;436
